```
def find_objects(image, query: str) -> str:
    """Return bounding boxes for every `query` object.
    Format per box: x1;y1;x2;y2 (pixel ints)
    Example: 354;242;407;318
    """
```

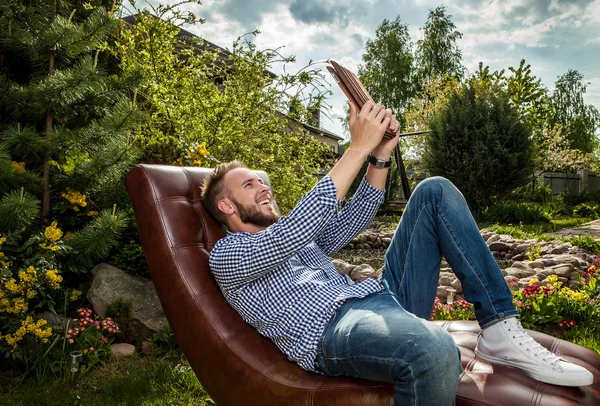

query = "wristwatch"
368;154;392;168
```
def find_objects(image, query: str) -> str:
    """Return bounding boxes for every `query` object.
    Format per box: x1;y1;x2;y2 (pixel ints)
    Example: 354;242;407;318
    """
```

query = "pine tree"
424;84;534;212
0;0;141;272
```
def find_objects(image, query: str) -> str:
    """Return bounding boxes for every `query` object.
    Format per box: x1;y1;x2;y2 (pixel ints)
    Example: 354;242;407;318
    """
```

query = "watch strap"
368;154;392;168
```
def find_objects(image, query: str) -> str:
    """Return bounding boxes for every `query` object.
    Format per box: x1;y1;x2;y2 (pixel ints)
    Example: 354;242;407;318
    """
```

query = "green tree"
506;59;549;139
424;84;534;211
0;0;140;272
548;69;600;153
358;16;417;127
415;6;464;84
113;8;330;213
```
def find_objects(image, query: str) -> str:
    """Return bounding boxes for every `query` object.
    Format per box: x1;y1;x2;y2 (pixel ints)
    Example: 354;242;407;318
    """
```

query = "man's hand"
348;101;391;157
372;109;400;160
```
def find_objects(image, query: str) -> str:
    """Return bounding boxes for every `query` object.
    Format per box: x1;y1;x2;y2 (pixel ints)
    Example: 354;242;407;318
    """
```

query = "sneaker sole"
475;349;594;387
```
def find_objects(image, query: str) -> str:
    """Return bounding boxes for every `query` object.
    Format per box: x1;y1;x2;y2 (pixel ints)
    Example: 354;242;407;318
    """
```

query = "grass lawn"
0;357;214;406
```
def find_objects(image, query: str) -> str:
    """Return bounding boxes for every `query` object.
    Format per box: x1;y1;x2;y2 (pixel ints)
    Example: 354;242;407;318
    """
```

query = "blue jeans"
316;177;519;405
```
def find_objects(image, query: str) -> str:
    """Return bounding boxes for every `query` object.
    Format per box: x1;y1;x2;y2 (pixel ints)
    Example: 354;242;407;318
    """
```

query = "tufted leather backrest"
125;164;600;406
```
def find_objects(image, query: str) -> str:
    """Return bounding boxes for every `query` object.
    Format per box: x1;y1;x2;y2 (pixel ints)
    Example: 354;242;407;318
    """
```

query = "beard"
231;197;280;228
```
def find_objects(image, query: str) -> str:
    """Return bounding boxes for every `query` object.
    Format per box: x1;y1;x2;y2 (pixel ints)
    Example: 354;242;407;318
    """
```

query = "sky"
128;0;600;139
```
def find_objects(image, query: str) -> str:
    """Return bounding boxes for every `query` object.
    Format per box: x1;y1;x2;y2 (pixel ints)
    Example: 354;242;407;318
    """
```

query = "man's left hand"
371;109;400;160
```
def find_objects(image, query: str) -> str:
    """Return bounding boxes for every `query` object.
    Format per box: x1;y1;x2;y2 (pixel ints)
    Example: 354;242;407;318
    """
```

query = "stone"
512;252;527;261
333;259;355;276
529;260;545;269
438;275;455;286
551;264;574;278
87;263;165;342
512;262;532;270
550;246;569;255
36;311;69;330
486;234;500;243
513;244;529;255
110;343;136;360
437;285;448;299
350;264;377;281
141;341;152;356
488;242;511;252
505;267;537;279
541;259;557;267
450;278;463;293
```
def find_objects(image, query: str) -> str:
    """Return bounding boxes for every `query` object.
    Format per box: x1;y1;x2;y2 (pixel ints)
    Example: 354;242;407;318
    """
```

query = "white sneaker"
475;317;594;387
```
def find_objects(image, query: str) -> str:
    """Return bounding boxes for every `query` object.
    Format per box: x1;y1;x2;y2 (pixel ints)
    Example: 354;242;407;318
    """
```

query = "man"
201;102;593;405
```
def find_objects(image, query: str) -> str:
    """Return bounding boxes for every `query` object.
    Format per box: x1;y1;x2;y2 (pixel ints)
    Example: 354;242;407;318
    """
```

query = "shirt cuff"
355;175;386;204
314;175;342;208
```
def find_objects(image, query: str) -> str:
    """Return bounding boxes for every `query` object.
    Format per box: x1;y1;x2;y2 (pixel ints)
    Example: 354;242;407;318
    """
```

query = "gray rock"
87;263;164;342
450;278;463;293
505;267;537;279
541;259;557;267
350;264;377;281
333;259;355;276
512;262;532;270
551;264;574;278
529;260;545;269
488;242;511;252
513;244;530;254
486;234;500;243
550;246;569;255
437;285;448;299
110;343;136;359
438;275;455;285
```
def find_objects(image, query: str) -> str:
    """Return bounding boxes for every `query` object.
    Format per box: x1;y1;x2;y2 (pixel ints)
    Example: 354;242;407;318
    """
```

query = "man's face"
223;168;280;229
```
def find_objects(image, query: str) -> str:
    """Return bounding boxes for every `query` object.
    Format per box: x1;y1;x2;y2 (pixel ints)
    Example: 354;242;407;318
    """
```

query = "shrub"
106;298;138;345
508;184;552;203
482;202;551;224
424;83;534;212
573;203;599;219
567;236;600;254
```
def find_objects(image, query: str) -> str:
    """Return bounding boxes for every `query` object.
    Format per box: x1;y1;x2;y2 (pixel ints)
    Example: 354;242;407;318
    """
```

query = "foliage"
482;202;551;224
106;298;137;344
0;216;124;378
430;298;475;321
415;6;464;84
431;261;600;355
0;0;139;276
112;6;331;213
548;69;600;154
358;16;417;127
572;203;600;219
561;189;600;206
514;264;600;332
507;183;552;204
527;244;542;261
110;238;149;278
566;236;600;255
1;357;215;406
425;83;534;211
149;318;183;361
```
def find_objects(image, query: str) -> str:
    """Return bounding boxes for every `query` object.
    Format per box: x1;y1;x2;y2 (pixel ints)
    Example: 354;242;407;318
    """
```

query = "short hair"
200;160;247;224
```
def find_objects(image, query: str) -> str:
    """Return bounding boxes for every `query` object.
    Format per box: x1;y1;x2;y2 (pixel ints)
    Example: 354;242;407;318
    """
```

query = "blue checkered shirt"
209;175;384;372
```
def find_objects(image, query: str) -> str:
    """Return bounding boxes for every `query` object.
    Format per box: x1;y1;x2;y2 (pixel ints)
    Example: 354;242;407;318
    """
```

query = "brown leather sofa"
125;164;600;405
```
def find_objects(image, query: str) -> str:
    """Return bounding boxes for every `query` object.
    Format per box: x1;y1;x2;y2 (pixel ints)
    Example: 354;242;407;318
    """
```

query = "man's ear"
217;198;235;215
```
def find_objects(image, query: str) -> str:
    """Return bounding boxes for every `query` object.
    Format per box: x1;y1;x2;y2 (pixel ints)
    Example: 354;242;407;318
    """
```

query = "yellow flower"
4;279;22;294
44;221;63;242
40;242;60;251
70;290;82;301
546;275;558;283
10;161;25;174
61;190;87;208
0;236;6;245
0;259;12;268
27;289;37;299
45;269;63;289
87;210;98;217
528;278;539;285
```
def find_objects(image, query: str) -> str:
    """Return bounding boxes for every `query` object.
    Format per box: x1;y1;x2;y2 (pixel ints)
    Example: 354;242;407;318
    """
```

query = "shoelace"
508;321;562;366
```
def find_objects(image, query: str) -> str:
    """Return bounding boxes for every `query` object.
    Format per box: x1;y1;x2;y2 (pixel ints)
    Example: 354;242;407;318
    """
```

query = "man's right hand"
348;101;391;157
